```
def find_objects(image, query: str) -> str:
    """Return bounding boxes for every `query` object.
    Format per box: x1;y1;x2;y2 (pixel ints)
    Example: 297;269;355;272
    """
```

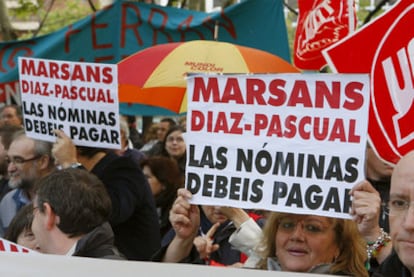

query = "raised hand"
193;222;220;260
52;129;78;168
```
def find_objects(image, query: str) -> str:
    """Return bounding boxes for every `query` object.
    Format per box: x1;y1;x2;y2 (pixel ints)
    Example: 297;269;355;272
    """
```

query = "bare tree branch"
0;0;17;41
362;0;390;25
283;0;298;16
32;0;56;38
87;0;97;12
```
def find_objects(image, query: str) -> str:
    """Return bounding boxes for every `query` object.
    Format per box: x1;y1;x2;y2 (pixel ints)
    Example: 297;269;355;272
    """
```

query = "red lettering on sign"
178;16;206;41
0;44;34;72
120;3;143;48
91;14;112;50
149;8;173;44
202;16;215;38
218;10;237;39
9;244;18;252
65;25;82;53
95;56;115;63
246;78;266;105
222;78;244;104
193;76;364;110
288;80;313;107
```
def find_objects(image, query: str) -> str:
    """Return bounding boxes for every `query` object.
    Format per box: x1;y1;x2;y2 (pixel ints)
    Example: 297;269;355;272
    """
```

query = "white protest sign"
18;57;120;149
185;73;370;219
0;238;35;253
0;251;332;277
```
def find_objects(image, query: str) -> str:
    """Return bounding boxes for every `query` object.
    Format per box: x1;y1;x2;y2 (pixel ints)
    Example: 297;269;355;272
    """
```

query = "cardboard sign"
185;73;369;219
18;57;120;149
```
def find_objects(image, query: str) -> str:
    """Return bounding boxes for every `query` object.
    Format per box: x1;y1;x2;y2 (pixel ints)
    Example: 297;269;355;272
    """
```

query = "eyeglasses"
5;155;42;165
384;197;414;217
278;217;332;235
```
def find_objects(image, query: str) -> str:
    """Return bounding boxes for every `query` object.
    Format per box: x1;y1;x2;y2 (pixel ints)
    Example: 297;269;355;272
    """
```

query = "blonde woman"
255;212;368;276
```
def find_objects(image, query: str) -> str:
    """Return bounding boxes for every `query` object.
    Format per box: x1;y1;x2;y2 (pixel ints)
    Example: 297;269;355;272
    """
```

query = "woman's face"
142;165;163;196
275;215;339;272
17;228;41;252
165;130;186;158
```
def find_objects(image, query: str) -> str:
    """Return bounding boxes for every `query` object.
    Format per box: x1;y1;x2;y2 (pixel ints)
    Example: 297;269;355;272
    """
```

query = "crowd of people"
0;103;413;276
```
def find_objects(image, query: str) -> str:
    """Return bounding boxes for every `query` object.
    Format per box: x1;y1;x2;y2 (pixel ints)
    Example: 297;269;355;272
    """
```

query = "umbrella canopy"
118;40;299;115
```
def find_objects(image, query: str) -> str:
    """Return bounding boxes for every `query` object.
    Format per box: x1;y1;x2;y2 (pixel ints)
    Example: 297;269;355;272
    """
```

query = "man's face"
157;121;170;141
7;137;40;189
389;152;414;273
1;107;21;127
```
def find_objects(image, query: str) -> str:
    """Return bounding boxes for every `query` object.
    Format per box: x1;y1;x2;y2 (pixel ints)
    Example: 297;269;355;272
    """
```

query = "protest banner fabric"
0;251;327;277
0;0;290;116
18;57;120;149
323;0;414;165
185;73;369;219
293;0;356;71
0;238;33;253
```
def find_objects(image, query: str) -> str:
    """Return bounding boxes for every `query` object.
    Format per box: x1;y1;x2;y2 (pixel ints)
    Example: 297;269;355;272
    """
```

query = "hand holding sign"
52;129;79;169
350;180;392;264
350;180;382;240
163;189;201;263
186;73;370;218
169;189;200;241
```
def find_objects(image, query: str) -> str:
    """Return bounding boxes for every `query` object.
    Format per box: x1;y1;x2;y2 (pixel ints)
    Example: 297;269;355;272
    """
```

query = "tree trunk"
0;0;17;41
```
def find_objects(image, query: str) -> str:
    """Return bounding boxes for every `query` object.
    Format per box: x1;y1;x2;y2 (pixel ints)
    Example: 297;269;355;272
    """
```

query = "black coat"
368;178;390;233
371;251;411;277
92;152;161;261
74;222;124;259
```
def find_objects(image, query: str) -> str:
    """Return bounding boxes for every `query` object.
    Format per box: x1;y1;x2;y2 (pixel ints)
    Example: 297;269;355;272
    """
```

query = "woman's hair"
140;156;183;199
4;203;34;243
140;156;183;237
256;212;368;277
160;125;186;156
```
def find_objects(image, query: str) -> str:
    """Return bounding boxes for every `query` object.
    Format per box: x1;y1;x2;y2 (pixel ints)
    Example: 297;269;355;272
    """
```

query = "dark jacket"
371;251;411;277
0;177;11;201
153;208;265;266
368;178;390;233
92;151;161;261
74;222;124;259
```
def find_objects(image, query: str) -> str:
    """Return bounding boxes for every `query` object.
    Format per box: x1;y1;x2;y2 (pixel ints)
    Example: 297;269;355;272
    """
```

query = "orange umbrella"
118;40;299;114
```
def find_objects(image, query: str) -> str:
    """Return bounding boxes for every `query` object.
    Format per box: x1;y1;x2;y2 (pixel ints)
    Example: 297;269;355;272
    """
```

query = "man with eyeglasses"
371;150;414;277
31;168;124;259
0;125;24;201
352;150;414;276
52;129;160;261
0;130;55;236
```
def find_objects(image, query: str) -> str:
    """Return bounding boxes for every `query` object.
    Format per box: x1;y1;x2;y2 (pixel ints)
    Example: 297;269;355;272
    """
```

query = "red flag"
323;0;413;165
293;0;356;71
